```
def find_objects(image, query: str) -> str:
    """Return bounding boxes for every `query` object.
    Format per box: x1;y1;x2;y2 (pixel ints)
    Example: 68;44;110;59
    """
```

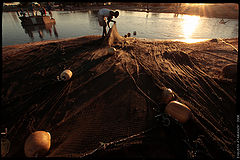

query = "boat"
19;16;55;26
219;19;230;24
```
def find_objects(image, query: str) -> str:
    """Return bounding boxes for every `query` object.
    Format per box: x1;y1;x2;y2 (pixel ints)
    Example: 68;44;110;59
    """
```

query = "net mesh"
1;24;236;158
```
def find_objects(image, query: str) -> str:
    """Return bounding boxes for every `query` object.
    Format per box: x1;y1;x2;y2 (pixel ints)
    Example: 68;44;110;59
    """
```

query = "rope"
218;38;238;53
59;126;156;158
98;127;154;150
124;64;159;112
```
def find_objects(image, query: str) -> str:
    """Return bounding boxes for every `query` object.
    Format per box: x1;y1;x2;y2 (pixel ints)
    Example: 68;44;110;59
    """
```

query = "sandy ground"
1;24;238;158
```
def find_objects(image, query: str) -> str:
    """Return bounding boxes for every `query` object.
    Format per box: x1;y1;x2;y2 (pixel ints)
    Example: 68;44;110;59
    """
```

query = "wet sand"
1;24;238;158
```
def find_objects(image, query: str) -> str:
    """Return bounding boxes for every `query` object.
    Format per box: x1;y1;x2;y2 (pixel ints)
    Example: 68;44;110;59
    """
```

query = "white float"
58;69;72;81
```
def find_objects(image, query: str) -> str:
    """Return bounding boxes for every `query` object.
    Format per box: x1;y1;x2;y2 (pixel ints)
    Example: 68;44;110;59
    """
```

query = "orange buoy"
161;88;175;104
156;88;175;104
165;101;192;123
1;138;10;157
24;131;51;157
1;128;10;157
222;64;237;80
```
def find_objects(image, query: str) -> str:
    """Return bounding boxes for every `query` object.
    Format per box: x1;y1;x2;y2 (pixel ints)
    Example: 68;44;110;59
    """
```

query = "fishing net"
1;24;237;158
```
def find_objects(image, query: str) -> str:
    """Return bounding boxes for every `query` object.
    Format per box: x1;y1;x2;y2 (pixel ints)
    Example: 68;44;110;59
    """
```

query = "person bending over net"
98;8;119;38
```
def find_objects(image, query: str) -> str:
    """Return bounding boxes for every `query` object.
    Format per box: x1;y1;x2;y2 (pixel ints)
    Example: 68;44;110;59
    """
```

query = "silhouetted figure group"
17;2;53;18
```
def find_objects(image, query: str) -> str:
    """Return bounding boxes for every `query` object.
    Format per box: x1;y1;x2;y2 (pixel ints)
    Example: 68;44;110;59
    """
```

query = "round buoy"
133;31;137;35
124;35;127;38
24;131;51;157
221;64;237;80
1;128;10;157
108;47;116;55
165;101;192;123
60;69;72;81
157;88;175;105
161;88;175;104
127;33;131;37
1;138;10;157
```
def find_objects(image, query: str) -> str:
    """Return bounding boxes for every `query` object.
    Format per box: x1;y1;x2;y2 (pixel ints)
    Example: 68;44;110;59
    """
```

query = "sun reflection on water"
180;15;203;43
172;38;209;43
182;15;200;39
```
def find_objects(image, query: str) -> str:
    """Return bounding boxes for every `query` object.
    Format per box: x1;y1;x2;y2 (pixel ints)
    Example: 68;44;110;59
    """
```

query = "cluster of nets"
1;24;236;158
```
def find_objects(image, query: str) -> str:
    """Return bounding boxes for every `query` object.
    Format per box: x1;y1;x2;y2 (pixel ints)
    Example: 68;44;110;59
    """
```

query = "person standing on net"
98;8;119;38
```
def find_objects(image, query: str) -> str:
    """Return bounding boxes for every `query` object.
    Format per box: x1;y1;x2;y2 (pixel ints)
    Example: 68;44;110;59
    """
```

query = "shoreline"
3;3;238;19
78;4;239;19
2;36;238;48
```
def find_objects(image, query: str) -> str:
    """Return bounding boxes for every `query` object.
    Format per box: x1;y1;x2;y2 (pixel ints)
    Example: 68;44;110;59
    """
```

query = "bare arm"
107;17;116;28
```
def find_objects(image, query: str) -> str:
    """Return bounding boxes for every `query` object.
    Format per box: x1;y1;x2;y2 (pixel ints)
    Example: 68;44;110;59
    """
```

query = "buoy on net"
24;131;51;157
1;138;10;157
161;88;175;104
133;31;137;35
221;64;237;80
127;33;131;37
108;47;116;55
1;128;10;157
165;101;192;123
157;88;175;105
57;69;72;81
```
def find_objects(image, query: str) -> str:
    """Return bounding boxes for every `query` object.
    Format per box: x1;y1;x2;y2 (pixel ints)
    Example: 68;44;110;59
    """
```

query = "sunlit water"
2;10;238;46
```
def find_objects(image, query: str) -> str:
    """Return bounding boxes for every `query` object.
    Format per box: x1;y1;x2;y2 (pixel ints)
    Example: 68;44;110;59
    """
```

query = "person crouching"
98;8;119;38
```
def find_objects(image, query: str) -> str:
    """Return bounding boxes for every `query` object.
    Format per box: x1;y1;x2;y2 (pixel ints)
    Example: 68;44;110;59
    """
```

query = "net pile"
1;24;237;158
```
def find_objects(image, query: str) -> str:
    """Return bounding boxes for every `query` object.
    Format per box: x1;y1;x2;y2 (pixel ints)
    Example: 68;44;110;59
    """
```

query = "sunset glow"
173;39;209;43
186;3;210;5
180;15;201;43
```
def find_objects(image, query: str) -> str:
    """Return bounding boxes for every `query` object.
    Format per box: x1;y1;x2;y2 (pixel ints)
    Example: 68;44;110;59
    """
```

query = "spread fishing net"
1;24;237;158
105;23;124;46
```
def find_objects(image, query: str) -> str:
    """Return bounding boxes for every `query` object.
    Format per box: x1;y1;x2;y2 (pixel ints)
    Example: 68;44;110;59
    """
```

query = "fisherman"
46;2;53;18
28;3;35;16
35;3;41;16
97;8;119;38
19;9;26;17
40;7;47;16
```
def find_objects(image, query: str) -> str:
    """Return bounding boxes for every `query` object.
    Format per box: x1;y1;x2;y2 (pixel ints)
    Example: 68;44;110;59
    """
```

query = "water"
2;10;238;46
